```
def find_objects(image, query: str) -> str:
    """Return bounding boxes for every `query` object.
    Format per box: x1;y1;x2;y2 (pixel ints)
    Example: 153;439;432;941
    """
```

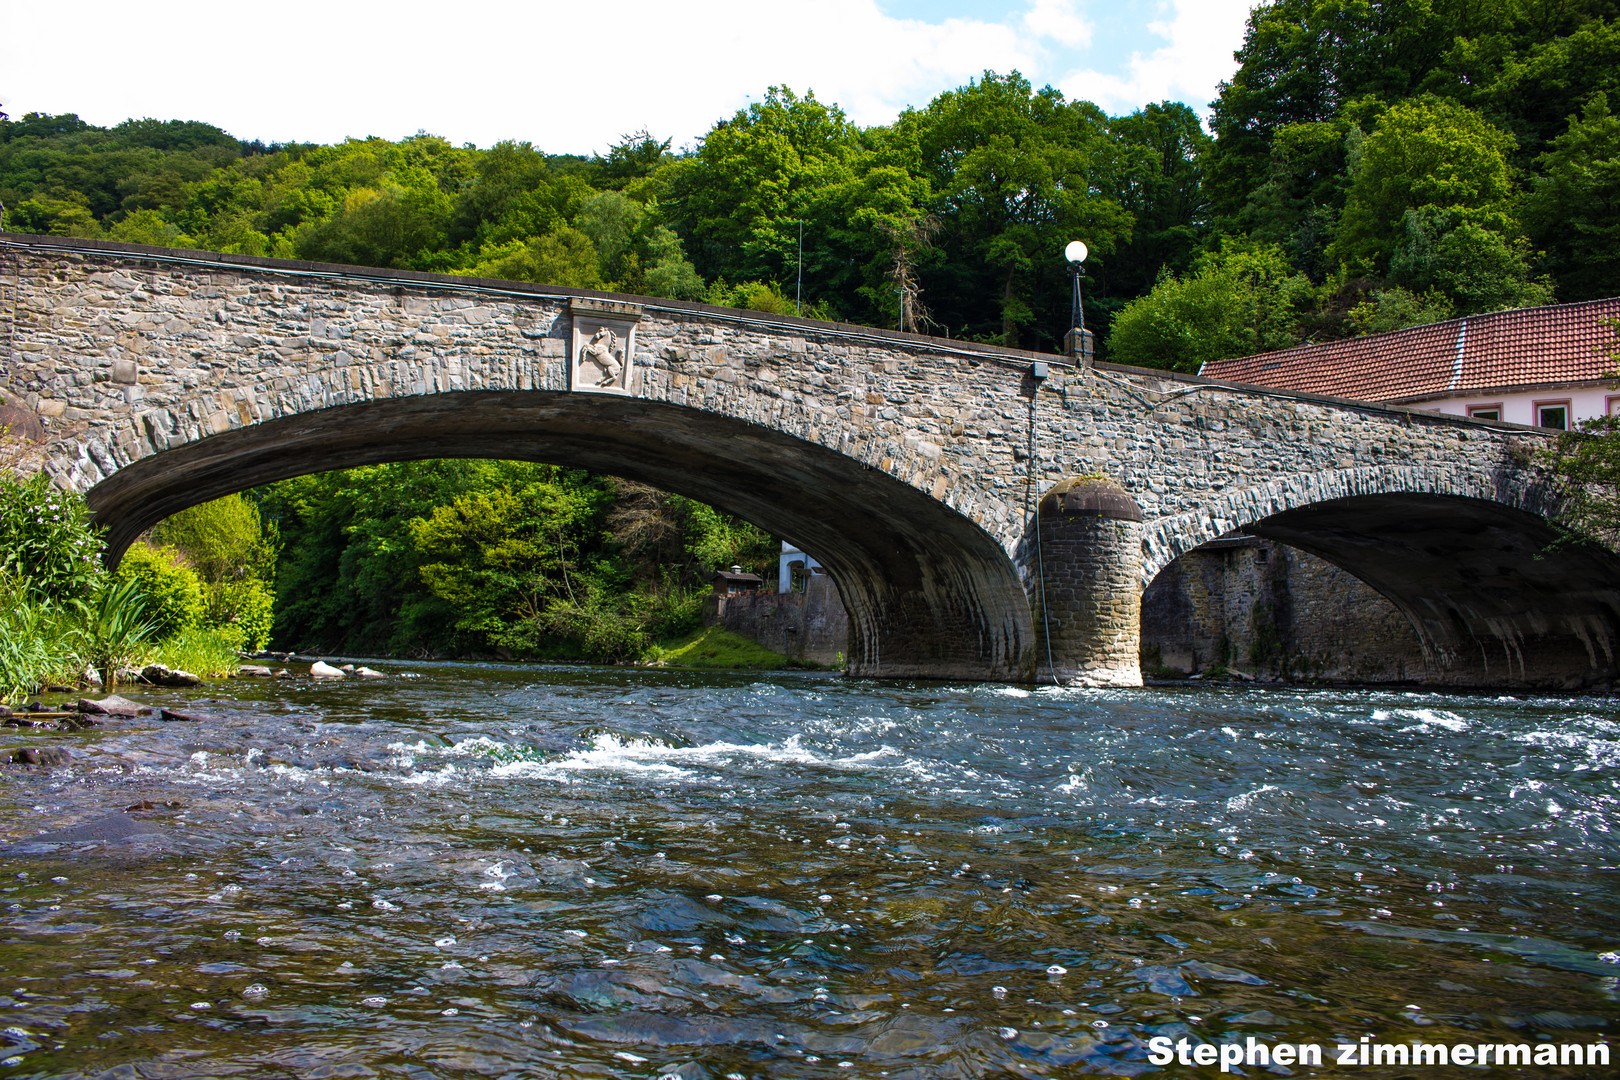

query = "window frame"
1466;402;1505;421
1534;398;1572;430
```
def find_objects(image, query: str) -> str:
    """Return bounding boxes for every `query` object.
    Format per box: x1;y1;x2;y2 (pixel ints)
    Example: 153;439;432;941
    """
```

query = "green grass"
145;626;244;679
647;626;794;670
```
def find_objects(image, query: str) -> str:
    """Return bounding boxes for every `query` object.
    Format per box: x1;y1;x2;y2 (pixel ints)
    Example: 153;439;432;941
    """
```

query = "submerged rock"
77;695;154;718
160;708;220;723
309;661;345;678
239;665;273;678
354;666;385;678
10;746;71;767
27;813;165;845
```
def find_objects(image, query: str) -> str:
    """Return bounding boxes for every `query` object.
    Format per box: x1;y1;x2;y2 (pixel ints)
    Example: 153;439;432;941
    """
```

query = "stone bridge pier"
3;235;1617;689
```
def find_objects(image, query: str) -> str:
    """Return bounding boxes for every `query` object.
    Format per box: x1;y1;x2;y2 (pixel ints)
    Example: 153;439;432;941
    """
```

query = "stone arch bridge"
2;235;1614;689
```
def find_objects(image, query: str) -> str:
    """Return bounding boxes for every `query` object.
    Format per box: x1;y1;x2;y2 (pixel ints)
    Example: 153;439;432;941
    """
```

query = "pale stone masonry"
2;235;1613;688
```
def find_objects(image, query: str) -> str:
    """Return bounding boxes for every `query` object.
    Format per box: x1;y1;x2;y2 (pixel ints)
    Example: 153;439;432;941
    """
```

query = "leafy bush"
0;473;104;602
212;578;274;651
115;542;205;638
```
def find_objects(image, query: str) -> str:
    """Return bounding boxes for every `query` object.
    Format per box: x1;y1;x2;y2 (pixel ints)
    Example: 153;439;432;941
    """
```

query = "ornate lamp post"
1064;240;1090;365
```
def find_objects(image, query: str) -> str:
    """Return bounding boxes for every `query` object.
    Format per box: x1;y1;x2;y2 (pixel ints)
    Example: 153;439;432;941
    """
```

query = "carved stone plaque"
569;298;642;395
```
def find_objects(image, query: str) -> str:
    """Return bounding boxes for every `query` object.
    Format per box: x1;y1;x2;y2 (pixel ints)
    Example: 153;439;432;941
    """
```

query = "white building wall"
1417;385;1617;427
779;542;824;593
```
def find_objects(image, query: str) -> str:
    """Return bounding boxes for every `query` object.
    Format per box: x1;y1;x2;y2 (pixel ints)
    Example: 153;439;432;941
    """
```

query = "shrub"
212;578;275;651
115;542;206;639
0;473;104;602
79;577;157;689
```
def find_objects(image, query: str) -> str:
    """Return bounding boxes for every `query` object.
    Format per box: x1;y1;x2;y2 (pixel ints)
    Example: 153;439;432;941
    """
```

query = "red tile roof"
1197;298;1620;403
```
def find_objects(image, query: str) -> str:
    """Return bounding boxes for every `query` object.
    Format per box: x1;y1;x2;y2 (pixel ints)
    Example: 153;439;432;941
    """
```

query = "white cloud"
0;1;1250;153
1056;0;1252;119
1023;0;1094;48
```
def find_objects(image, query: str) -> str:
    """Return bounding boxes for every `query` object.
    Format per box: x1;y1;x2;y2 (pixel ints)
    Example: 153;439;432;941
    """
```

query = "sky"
1;0;1257;154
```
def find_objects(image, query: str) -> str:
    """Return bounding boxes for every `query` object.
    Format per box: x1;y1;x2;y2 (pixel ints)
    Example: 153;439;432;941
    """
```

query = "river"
0;665;1615;1077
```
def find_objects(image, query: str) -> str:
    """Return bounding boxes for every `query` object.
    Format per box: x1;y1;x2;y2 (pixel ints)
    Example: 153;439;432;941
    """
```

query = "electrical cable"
1027;384;1056;687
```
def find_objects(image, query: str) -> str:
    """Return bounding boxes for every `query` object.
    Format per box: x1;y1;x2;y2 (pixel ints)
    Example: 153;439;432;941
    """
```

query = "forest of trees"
3;0;1616;659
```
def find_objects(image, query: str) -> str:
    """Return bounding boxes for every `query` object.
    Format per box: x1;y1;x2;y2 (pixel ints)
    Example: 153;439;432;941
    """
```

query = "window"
1607;394;1620;416
1535;400;1571;430
1467;403;1503;421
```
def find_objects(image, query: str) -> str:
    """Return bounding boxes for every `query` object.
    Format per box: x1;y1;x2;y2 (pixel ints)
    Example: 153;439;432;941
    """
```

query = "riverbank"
247;626;835;675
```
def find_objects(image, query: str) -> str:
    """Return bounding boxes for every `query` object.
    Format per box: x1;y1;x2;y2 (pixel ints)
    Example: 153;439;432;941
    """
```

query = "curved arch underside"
86;391;1036;682
1246;494;1620;688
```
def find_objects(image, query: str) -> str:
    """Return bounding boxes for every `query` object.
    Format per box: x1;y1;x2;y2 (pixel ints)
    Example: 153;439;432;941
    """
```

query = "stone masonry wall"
703;575;849;666
0;238;1545;568
1032;514;1143;686
1142;537;1427;682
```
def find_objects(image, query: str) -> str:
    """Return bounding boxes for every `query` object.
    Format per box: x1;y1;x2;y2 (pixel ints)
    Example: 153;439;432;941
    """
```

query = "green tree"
1238;119;1356;279
1103;102;1211;303
898;72;1133;348
1525;92;1620;301
639;225;706;300
258;462;471;654
151;493;277;647
1386;207;1553;313
834;161;940;332
296;181;451;269
597;129;673;190
108;208;194;248
667;87;861;291
1331;96;1519;272
1348;285;1456;335
576;190;645;286
1107;242;1316;372
1206;0;1467;223
408;468;611;655
471;225;603;287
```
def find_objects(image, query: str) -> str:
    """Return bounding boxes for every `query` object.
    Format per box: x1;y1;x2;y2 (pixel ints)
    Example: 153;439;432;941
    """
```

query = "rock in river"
10;746;71;767
310;661;345;678
77;695;154;718
27;813;165;845
141;664;200;687
160;708;220;723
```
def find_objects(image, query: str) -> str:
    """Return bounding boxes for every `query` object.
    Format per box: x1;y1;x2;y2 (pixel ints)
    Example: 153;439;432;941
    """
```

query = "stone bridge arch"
1139;464;1620;687
87;389;1038;682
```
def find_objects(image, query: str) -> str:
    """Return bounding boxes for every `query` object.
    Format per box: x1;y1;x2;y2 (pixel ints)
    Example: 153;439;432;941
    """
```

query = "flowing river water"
0;664;1616;1078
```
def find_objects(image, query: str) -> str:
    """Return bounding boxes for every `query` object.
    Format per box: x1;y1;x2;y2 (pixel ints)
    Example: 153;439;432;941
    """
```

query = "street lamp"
1064;240;1089;364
